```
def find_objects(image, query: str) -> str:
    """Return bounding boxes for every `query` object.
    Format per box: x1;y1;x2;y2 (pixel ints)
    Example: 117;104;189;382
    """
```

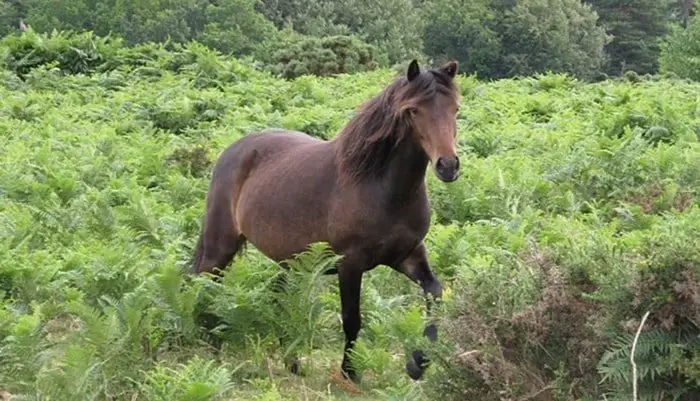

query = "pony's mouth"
435;168;459;182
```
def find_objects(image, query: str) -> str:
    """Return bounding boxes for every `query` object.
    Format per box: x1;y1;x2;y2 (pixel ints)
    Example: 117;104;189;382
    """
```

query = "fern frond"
598;323;700;401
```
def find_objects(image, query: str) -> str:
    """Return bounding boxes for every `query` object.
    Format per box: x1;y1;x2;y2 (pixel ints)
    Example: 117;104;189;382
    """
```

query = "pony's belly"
233;150;336;261
236;191;330;262
244;224;329;262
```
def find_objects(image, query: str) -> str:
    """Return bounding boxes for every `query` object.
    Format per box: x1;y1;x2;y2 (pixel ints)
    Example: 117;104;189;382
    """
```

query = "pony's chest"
352;202;431;266
354;219;427;268
329;184;431;262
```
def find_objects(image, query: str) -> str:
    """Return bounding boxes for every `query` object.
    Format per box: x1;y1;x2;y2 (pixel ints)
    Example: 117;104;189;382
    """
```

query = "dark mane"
335;67;459;181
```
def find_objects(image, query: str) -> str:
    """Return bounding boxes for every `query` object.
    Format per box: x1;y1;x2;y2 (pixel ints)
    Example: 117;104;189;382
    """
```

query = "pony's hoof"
406;358;424;380
285;356;302;376
340;363;360;383
342;369;360;383
406;350;429;380
331;367;362;395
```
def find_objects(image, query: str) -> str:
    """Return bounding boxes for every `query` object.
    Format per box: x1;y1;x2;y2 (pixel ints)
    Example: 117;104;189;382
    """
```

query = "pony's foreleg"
390;242;443;380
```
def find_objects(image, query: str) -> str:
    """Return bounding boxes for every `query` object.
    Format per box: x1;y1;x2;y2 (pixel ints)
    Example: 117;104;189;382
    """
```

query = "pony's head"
399;59;461;182
337;59;461;183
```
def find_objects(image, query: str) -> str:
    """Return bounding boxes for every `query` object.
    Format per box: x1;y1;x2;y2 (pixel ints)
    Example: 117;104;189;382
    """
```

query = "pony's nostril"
455;157;460;170
436;157;446;171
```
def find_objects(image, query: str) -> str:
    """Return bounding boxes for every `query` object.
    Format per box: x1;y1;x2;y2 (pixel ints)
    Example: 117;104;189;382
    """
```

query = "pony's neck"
334;109;430;197
334;81;430;194
382;130;430;199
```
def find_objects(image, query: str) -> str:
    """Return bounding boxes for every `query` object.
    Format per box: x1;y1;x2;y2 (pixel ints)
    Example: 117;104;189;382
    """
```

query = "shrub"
261;34;378;79
1;29;124;76
624;70;642;83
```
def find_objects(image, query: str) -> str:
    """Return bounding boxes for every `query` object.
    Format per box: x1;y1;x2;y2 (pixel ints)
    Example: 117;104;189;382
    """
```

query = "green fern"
138;355;239;401
598;324;700;401
266;242;341;363
118;198;163;247
148;263;207;345
0;307;46;393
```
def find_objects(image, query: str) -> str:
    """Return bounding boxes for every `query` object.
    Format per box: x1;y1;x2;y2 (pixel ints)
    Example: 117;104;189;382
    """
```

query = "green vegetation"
659;12;700;81
1;30;700;400
2;0;698;80
585;0;672;75
422;0;610;80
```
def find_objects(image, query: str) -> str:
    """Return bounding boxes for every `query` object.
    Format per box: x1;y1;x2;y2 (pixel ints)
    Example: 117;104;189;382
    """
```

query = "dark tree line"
0;0;697;80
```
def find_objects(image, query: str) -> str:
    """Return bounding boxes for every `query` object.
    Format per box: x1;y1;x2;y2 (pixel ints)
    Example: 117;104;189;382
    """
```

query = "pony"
193;59;461;382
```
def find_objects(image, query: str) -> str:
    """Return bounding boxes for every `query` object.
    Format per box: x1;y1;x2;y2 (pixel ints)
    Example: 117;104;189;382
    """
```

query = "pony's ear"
407;59;420;82
441;60;458;78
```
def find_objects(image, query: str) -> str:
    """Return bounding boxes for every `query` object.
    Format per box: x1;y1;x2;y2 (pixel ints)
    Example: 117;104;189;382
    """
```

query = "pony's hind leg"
193;198;245;277
269;268;303;375
194;147;258;277
192;200;245;352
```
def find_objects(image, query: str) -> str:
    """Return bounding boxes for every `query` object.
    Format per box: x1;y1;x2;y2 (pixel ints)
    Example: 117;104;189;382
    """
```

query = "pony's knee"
423;322;438;342
424;277;443;300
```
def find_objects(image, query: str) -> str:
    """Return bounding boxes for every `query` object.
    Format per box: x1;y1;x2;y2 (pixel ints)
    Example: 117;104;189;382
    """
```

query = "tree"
255;0;347;36
198;0;278;55
668;0;696;27
0;0;29;37
585;0;674;75
498;0;610;79
422;0;609;80
421;0;501;77
255;0;425;65
334;0;426;65
659;12;700;81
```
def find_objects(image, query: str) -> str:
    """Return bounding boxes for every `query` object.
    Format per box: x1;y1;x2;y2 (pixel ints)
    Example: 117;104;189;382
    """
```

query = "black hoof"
341;369;359;383
341;360;360;383
406;350;430;380
285;356;302;376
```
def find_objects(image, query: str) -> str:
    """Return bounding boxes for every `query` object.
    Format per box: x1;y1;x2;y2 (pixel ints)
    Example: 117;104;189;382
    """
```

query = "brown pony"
193;59;461;382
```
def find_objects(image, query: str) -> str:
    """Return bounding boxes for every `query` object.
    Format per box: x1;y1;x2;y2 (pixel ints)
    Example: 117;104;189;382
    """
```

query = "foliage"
585;0;673;75
0;28;126;75
255;0;425;65
421;0;610;79
0;0;28;37
10;0;277;56
196;0;279;56
1;37;700;400
0;0;654;80
670;0;697;27
498;0;610;79
420;0;501;78
261;33;378;79
659;12;700;81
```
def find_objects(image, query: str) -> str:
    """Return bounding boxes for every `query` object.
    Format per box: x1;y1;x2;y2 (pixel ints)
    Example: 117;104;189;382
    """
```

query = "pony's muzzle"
435;156;460;182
